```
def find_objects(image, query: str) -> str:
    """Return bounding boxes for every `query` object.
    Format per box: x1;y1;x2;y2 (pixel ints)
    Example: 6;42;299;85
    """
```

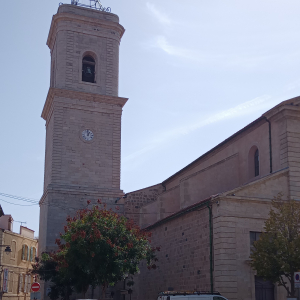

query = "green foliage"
33;201;158;299
32;253;73;300
250;195;300;297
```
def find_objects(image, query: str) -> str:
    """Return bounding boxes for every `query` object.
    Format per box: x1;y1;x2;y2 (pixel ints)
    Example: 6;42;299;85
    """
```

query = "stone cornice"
41;88;128;120
263;96;300;120
47;10;125;50
39;184;124;205
217;167;289;198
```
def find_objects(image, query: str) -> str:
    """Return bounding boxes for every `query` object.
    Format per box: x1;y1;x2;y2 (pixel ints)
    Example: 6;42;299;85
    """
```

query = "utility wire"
0;192;39;203
0;198;37;206
0;192;177;214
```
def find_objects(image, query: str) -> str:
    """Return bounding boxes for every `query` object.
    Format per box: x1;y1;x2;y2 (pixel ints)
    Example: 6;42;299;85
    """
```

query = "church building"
39;2;300;300
126;97;300;300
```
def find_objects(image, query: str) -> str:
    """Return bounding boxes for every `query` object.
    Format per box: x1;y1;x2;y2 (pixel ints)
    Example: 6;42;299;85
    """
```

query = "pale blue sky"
1;0;300;235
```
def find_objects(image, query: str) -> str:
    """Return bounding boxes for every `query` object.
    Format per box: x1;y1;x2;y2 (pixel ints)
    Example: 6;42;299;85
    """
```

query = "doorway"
255;276;274;300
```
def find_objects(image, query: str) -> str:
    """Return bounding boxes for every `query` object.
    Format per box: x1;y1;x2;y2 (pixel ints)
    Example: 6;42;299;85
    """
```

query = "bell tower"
39;3;127;254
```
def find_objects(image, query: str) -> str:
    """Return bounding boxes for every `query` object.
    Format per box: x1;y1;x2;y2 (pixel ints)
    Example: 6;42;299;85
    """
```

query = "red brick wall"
132;206;211;300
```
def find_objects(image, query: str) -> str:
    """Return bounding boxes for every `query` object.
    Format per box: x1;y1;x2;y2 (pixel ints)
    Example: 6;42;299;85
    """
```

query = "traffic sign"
31;283;40;292
30;292;41;300
294;272;300;288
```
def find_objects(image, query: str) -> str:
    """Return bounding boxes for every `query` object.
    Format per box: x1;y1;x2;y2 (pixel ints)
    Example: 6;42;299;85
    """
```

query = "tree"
33;201;158;299
250;195;300;298
32;253;73;300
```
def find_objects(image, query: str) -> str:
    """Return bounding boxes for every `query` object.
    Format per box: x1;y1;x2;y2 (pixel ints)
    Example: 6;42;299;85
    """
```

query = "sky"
1;0;300;235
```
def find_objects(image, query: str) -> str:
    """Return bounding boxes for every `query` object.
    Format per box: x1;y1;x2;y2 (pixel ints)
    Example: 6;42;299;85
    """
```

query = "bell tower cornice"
47;4;125;51
41;87;128;121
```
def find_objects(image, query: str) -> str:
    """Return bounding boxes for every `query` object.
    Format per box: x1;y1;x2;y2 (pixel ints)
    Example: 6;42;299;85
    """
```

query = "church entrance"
255;276;274;300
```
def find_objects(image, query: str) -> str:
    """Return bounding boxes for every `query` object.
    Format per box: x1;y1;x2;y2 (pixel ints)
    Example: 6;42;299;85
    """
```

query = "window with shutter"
27;275;31;293
24;275;27;293
30;247;33;262
8;272;12;293
12;241;17;259
27;246;30;261
22;245;25;260
19;274;23;293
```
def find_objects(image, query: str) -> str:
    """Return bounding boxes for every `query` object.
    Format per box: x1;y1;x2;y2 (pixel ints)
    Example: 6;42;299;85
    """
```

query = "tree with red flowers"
33;201;158;300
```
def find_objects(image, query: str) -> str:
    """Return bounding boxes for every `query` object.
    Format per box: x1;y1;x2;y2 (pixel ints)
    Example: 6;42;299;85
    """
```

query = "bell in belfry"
85;66;93;77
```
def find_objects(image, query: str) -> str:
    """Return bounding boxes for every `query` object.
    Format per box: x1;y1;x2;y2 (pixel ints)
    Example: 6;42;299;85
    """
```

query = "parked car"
157;291;229;300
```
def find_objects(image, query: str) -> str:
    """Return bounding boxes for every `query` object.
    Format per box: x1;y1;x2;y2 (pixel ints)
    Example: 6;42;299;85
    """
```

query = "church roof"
162;96;300;186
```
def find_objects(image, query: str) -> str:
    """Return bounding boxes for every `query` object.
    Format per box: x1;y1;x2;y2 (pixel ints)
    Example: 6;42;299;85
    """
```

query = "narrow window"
8;272;12;293
22;245;25;260
82;55;95;83
11;241;16;259
30;247;33;262
250;231;261;252
18;274;23;293
26;246;30;261
254;149;259;177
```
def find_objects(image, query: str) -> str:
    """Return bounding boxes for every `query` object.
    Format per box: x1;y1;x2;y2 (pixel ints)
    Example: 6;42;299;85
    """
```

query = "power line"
0;192;38;204
0;198;37;207
0;192;178;214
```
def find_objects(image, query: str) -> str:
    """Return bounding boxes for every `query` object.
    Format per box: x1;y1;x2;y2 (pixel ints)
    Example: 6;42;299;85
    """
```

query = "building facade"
39;3;300;300
0;216;38;300
125;99;300;300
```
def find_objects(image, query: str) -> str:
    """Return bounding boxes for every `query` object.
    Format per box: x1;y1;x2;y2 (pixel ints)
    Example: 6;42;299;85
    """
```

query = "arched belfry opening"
82;55;95;83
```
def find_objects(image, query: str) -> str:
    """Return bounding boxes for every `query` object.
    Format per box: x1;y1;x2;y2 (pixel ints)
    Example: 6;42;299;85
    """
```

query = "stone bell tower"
39;3;127;254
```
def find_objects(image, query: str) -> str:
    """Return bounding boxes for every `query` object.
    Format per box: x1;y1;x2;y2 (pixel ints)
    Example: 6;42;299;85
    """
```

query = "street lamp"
0;245;12;255
4;247;11;255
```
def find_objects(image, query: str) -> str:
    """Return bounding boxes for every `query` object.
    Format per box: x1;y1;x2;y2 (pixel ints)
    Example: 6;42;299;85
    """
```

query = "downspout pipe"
206;203;213;294
264;117;273;174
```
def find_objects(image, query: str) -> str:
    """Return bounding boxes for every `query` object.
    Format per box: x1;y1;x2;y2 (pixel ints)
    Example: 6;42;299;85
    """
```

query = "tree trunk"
101;283;108;300
291;273;295;297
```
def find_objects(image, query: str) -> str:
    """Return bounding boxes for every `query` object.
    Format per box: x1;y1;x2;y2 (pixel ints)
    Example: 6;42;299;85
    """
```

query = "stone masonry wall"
49;5;122;97
43;95;123;190
124;184;164;225
132;206;211;300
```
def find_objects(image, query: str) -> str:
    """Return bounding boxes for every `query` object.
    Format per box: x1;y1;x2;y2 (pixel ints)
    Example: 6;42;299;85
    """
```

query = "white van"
157;292;229;300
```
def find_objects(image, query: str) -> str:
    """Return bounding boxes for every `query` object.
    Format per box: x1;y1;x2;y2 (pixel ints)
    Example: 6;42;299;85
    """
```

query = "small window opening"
82;55;95;83
254;149;259;177
250;231;261;252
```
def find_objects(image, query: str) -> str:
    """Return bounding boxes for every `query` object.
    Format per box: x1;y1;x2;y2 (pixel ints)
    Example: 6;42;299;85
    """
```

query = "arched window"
11;241;16;259
254;149;259;177
82;55;95;83
248;145;260;179
32;247;36;261
21;245;29;261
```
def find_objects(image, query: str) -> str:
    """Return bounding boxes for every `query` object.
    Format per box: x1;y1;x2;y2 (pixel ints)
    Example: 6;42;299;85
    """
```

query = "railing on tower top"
59;0;111;12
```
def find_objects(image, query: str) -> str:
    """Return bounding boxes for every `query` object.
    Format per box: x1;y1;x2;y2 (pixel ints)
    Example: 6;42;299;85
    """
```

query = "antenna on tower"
15;221;27;227
69;0;111;12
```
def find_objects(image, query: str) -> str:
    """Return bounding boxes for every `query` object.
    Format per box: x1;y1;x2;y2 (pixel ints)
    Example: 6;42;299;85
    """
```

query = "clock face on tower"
81;129;94;141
